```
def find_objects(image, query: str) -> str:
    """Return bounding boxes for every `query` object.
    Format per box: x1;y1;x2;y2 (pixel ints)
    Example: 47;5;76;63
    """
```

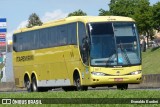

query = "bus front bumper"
88;74;142;86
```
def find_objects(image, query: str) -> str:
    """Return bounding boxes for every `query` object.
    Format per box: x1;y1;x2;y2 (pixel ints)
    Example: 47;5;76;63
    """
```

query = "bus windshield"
89;22;141;67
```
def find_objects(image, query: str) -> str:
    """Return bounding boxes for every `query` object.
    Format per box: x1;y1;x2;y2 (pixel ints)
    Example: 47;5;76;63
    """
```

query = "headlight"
91;72;106;76
130;70;141;75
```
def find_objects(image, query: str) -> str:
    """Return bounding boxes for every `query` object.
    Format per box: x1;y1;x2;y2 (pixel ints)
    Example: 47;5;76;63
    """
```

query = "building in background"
0;18;7;53
0;18;14;82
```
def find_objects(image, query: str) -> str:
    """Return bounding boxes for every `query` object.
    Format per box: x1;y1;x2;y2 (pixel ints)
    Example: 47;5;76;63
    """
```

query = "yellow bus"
13;16;142;92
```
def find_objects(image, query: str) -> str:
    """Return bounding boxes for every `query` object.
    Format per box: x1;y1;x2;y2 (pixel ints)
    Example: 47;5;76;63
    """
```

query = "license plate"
114;78;123;82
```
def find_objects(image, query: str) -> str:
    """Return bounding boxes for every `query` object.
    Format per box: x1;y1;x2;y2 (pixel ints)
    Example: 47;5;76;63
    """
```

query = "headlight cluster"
130;70;141;75
91;72;106;76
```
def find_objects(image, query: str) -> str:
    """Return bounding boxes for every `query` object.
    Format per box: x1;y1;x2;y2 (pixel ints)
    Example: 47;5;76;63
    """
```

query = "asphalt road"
0;87;160;93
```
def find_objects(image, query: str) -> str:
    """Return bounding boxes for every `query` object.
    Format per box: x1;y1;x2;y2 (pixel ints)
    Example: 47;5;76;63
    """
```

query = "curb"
129;74;160;88
0;82;16;92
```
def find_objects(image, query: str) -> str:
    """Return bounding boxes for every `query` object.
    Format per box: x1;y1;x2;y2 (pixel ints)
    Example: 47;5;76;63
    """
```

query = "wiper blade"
106;51;116;66
119;43;131;64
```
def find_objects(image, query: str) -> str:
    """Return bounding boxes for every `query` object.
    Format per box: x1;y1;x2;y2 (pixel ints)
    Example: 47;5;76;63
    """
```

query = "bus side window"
13;35;17;52
59;25;67;45
78;22;89;65
68;23;77;45
39;28;49;48
17;35;23;51
49;27;58;47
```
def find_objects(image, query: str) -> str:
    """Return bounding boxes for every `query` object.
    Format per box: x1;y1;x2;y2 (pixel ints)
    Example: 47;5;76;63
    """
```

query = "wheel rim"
76;78;81;90
26;81;31;90
75;77;82;91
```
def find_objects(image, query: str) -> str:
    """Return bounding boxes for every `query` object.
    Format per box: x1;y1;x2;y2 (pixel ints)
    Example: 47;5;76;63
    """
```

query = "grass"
0;90;160;98
142;47;160;74
0;90;160;107
0;63;4;70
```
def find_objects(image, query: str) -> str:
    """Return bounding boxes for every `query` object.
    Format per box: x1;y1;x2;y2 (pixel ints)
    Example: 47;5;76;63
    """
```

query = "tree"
104;0;153;39
152;2;160;31
68;9;87;17
109;0;138;17
132;0;153;42
27;13;43;28
99;0;155;45
99;9;110;16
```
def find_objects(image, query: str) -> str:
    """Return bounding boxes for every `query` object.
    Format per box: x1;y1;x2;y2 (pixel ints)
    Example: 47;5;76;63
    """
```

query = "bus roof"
14;16;135;34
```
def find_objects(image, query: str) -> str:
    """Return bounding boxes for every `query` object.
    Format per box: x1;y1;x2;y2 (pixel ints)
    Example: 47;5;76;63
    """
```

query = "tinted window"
90;23;114;35
68;23;77;45
78;22;89;65
78;22;86;46
57;25;67;46
39;28;49;48
13;22;78;52
49;27;58;47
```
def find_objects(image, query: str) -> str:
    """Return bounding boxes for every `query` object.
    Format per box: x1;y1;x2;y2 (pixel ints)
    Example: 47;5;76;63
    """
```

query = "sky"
0;0;159;41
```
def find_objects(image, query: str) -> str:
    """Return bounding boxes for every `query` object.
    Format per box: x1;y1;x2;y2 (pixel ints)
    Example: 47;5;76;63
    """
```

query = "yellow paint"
13;16;141;88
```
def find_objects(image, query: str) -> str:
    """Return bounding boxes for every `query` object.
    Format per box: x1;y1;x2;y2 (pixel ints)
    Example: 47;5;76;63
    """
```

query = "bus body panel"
13;45;84;87
13;16;142;89
84;65;142;86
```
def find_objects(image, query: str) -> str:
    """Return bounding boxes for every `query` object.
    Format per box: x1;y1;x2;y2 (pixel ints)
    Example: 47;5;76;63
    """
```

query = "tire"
117;84;128;90
32;76;38;92
25;80;32;92
32;76;48;92
74;74;88;91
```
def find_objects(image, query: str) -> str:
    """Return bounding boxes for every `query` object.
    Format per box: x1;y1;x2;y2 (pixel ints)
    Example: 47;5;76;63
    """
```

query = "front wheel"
117;84;128;90
74;75;88;91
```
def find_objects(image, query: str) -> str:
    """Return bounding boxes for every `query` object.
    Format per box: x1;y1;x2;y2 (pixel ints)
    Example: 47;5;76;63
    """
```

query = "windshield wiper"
105;55;113;66
119;43;131;64
106;50;116;66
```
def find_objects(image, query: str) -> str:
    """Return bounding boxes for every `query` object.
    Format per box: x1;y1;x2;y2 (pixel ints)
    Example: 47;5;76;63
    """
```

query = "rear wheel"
32;76;38;92
24;76;32;92
32;76;49;92
117;84;128;90
25;80;32;92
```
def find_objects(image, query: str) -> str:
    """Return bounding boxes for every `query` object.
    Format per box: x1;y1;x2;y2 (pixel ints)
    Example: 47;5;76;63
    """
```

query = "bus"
13;16;142;92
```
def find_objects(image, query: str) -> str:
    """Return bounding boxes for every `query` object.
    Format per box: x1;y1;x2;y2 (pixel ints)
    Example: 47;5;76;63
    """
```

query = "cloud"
7;9;68;41
6;30;14;41
42;9;68;22
6;20;28;41
16;20;28;30
16;9;68;30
